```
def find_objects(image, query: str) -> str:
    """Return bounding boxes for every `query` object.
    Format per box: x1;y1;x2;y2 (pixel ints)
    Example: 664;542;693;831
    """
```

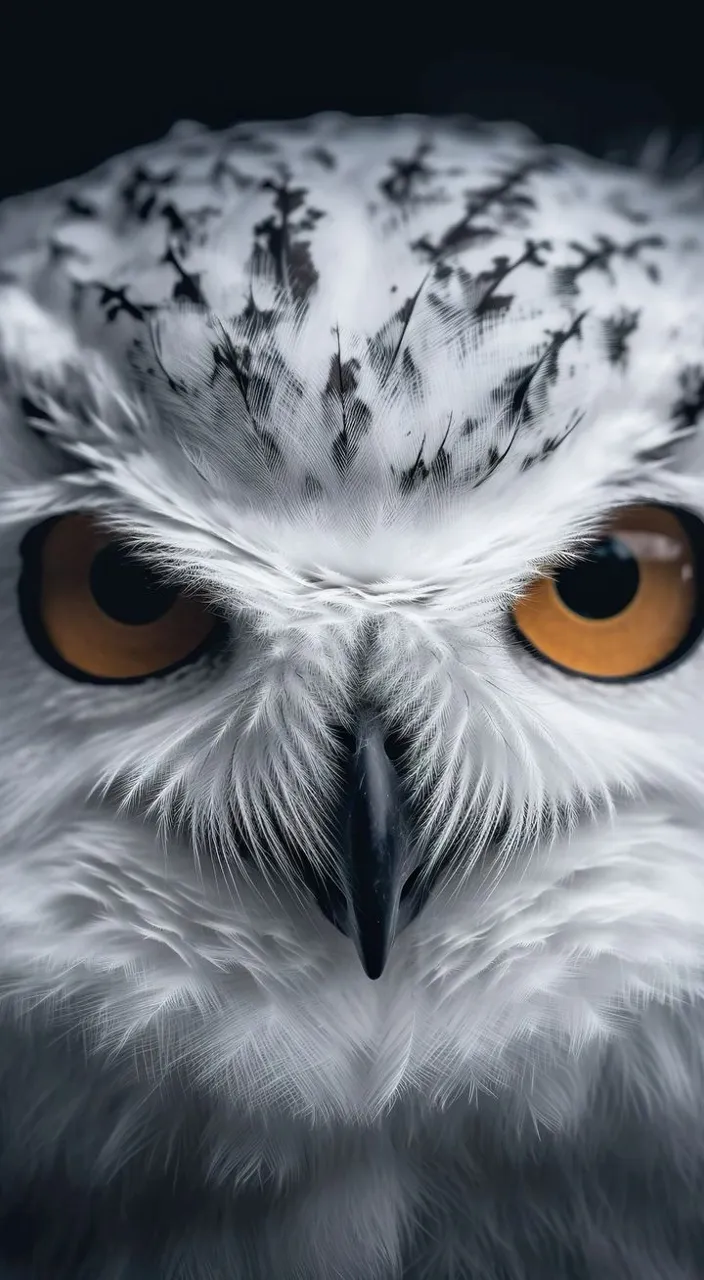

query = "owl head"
0;115;703;1116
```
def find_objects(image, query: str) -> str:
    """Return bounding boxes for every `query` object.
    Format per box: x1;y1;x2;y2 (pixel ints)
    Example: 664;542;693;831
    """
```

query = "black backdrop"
0;7;701;200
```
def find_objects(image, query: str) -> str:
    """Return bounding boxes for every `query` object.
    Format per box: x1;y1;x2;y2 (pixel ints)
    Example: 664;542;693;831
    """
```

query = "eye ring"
18;514;228;685
510;504;704;683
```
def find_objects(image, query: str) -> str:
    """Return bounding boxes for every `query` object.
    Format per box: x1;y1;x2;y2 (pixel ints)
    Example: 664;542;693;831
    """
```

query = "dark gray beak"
305;720;424;979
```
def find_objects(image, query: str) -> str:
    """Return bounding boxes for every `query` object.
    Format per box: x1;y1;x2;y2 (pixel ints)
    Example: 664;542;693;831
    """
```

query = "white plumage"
0;113;704;1277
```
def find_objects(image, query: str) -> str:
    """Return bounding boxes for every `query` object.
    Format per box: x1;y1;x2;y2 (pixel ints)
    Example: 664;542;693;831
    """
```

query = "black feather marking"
396;419;454;493
540;312;588;385
520;410;585;471
299;207;326;232
398;438;427;493
428;418;454;485
379;141;435;207
411;156;555;262
161;203;221;255
635;367;704;466
384;279;429;377
469;427;520;490
433;261;453;284
210;156;256;190
671;366;704;430
400;347;424;396
306;147;337;170
302;473;324;499
254;427;284;470
412;226;496;261
552;234;665;297
461;417;481;437
208;324;284;468
601;309;640;367
252;175;321;303
64;195;98;219
19;395;54;424
162;247;208;306
120;166;177;222
326;328;373;476
327;329;353;476
46;240;84;265
229;130;278;155
210;329;254;410
95;284;156;324
474;239;552;319
425;289;459;327
160;203;188;239
498;311;587;429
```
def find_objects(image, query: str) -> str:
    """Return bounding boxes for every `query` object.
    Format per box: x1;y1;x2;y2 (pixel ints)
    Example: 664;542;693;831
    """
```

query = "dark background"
0;8;701;200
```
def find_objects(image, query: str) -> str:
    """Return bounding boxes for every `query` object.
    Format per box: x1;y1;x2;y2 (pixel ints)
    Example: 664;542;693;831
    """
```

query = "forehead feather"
2;113;704;577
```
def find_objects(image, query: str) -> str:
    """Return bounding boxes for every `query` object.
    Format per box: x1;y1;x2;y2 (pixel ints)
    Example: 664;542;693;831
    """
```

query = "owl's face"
1;115;704;1120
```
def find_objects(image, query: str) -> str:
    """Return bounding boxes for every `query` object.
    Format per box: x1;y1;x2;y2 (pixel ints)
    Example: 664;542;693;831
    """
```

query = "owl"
0;110;704;1279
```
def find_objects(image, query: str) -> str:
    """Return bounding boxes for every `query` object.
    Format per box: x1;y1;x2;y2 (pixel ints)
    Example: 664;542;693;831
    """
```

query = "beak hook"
335;718;418;978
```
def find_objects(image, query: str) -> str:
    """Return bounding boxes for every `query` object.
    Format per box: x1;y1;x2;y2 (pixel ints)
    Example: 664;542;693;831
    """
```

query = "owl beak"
315;719;420;980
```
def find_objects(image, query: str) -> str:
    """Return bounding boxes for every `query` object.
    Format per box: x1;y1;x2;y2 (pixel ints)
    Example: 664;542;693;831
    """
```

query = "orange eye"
19;514;224;683
512;505;704;680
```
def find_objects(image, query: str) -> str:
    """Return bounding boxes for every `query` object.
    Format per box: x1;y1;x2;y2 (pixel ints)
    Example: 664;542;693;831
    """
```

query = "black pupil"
89;543;178;625
555;537;640;620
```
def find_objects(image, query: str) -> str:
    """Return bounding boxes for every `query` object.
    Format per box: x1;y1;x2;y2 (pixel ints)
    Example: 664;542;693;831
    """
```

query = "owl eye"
511;504;704;680
19;513;223;683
